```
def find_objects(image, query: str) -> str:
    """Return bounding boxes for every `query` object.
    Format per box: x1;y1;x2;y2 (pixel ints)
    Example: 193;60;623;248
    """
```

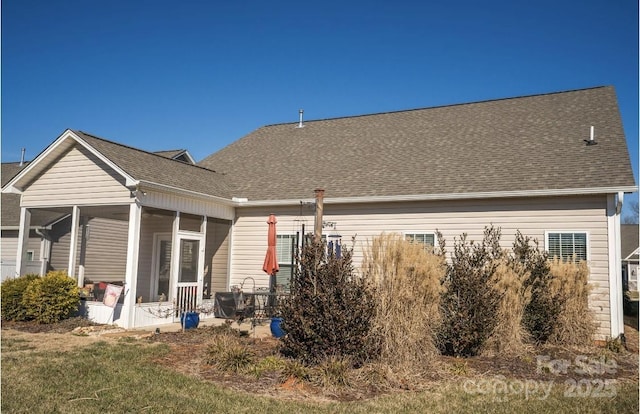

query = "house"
2;86;636;341
621;224;639;314
1;162;69;280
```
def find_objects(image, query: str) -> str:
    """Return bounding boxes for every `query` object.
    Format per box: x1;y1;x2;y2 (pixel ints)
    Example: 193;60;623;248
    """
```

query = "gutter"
233;185;639;207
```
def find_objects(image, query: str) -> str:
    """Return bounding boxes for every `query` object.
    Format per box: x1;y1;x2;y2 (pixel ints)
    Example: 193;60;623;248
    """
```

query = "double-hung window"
276;234;296;291
546;232;588;261
404;232;436;250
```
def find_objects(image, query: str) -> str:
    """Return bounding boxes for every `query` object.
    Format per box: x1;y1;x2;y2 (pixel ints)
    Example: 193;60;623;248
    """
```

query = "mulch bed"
3;318;638;402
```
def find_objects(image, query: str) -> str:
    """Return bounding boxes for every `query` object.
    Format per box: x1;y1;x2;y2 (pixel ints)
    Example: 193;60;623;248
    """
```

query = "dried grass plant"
482;257;532;356
546;258;596;346
362;233;446;370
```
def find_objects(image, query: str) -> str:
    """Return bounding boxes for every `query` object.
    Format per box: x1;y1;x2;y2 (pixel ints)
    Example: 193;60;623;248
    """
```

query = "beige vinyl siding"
79;217;128;282
205;218;231;295
137;213;174;302
49;217;72;272
232;194;611;338
21;145;132;207
48;216;128;283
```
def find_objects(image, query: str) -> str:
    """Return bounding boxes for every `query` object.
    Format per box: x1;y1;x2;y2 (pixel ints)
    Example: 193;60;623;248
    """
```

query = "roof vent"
584;126;598;146
296;109;304;128
19;148;26;166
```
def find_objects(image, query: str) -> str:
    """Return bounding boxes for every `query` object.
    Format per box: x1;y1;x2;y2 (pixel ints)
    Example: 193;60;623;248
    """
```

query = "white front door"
171;233;205;318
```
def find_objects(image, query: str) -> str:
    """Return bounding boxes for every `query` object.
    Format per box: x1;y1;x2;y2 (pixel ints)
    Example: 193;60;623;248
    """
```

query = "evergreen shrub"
1;274;40;321
22;270;79;324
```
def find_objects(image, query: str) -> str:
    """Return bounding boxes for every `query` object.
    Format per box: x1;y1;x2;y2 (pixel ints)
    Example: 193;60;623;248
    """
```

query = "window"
276;235;296;291
25;251;34;261
546;232;587;261
404;233;436;249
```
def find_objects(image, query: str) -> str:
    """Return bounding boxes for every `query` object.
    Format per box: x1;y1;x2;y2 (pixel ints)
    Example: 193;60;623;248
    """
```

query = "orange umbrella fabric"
262;214;280;276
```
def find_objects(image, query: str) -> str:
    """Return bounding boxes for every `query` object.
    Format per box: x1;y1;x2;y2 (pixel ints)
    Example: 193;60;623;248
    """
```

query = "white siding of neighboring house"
20;145;132;207
231;194;612;339
1;229;43;279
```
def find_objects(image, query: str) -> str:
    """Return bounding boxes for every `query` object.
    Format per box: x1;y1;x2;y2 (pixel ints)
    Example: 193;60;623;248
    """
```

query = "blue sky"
2;0;638;216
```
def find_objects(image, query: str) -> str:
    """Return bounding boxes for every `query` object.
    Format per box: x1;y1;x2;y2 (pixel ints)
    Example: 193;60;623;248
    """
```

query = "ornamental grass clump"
481;257;532;356
362;233;445;370
546;258;596;346
279;240;376;366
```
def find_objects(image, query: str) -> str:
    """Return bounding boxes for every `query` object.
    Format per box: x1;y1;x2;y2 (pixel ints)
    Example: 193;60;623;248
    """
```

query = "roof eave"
137;180;236;206
235;186;639;207
2;129;139;194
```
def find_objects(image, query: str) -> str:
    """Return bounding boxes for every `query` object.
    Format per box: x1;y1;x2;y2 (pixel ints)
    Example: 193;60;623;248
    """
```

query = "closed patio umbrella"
262;214;279;303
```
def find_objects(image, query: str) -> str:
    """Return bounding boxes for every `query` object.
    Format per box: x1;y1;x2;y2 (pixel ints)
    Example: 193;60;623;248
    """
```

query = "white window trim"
25;250;35;261
402;231;437;247
544;230;590;261
150;232;172;302
276;234;296;265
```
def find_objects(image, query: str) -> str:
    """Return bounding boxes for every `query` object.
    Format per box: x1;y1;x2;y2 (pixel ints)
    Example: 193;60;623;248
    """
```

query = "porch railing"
175;283;198;315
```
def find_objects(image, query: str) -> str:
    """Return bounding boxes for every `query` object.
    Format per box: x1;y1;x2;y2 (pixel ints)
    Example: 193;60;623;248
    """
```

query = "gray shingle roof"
621;224;639;260
199;86;636;201
73;131;232;199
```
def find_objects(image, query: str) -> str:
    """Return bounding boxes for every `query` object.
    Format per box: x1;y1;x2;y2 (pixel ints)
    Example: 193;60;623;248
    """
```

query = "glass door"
172;233;204;318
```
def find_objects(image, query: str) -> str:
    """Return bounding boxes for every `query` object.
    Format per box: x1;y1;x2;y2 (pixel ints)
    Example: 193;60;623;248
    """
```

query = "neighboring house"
1;162;68;280
154;149;196;164
2;86;637;342
621;224;639;313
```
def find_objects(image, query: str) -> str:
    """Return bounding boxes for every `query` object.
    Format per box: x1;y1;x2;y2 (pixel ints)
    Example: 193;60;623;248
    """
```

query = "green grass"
1;339;638;414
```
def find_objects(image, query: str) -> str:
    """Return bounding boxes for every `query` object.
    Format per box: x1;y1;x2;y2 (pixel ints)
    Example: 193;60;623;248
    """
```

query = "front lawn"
1;325;638;414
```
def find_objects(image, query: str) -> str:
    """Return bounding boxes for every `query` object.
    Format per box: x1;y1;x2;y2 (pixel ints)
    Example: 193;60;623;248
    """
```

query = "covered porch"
4;129;237;328
15;202;233;328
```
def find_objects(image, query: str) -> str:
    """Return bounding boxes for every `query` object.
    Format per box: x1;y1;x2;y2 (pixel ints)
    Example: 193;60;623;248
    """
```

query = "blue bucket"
180;312;200;329
270;317;285;338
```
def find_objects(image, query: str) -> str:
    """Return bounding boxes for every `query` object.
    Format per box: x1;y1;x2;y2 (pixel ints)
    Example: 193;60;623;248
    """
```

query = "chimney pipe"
297;109;304;128
585;126;598;146
19;148;26;166
314;189;324;242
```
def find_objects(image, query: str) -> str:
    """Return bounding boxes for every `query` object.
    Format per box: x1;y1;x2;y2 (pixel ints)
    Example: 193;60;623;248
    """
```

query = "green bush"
22;270;79;324
512;231;558;344
1;274;40;321
279;240;377;366
438;226;503;357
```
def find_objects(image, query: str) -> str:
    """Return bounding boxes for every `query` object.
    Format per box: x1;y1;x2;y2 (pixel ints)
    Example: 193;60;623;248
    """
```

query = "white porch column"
606;193;624;339
77;216;89;287
124;202;142;328
198;215;208;307
68;206;80;278
15;207;31;277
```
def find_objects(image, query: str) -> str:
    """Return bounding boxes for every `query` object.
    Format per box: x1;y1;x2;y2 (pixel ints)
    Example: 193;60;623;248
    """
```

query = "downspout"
607;192;625;342
314;189;324;242
34;228;51;275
